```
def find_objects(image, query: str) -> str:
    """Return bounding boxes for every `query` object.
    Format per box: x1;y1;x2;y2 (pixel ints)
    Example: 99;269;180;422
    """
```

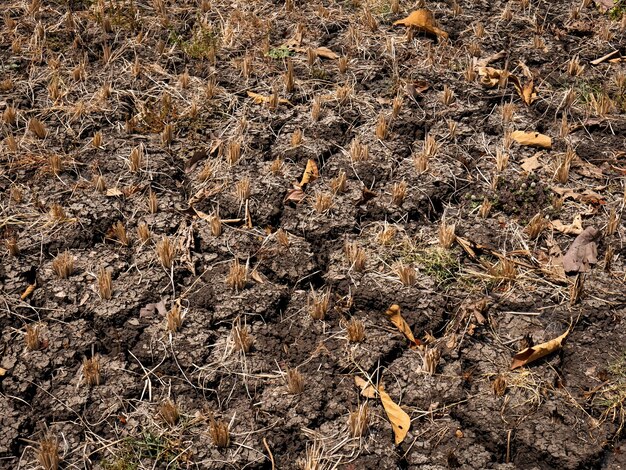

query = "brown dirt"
1;0;626;469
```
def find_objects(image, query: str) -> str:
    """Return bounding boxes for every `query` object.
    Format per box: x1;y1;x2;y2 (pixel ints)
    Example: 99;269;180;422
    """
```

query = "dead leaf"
379;386;411;445
511;130;552;149
476;66;505;87
511;329;569;370
385;304;421;347
394;9;448;39
247;91;291;106
562;226;600;274
354;376;377;399
314;47;339;60
572;158;603;179
513;79;537;106
521;153;543;173
0;367;6;376
475;51;507;67
250;269;265;284
540;235;567;282
284;185;306;204
106;187;124;197
551;214;584;235
300;159;319;187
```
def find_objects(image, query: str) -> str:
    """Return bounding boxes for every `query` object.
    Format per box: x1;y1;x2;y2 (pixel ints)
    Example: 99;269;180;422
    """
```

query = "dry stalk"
391;181;407;206
291;128;303;147
158;398;179;426
479;197;492;218
209;417;230;448
6;237;19;256
235;177;251;203
136;222;151;243
393;262;416;286
441;84;455;105
375;112;388;139
97;267;112;300
348;403;369;438
286;368;305;394
526;213;547;240
166;304;184;332
606;209;620;236
156;236;175;269
330;169;347;194
554;147;574;184
377;223;396;245
111;221;129;246
311;95;322;122
25;324;42;350
349;138;369;162
226;140;241;165
83;356;102;386
313;192;333;213
28;117;47;138
422;347;440;375
276;228;290;247
209;212;222;236
129;145;143;172
492;375;507;396
344;241;366;272
232;317;254;352
37;435;60;470
438;221;456;249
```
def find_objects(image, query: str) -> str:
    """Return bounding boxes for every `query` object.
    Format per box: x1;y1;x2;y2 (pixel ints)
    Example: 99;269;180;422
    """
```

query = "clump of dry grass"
28;117;47;138
344;241;366;272
313;192;333;213
158;398;180;426
111;221;129;246
232;317;254;353
286;368;305;395
349;138;369;162
25;324;42;351
128;145;143;172
52;251;74;279
375;112;388;139
83;356;102;386
345;318;365;342
275;228;290;248
226;258;248;291
137;222;151;243
526;213;547;240
209;417;230;448
554;147;575;183
348;403;369;438
37;435;60;470
330;169;347;194
422;347;440;375
492;374;507;397
97;267;112;300
156;236;175;269
438;220;456;249
147;190;158;214
308;288;330;320
391;181;407;206
166;304;184;332
393;262;416;287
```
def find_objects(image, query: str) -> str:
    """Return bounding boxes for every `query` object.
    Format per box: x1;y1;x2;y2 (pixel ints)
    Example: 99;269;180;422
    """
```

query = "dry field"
1;0;626;468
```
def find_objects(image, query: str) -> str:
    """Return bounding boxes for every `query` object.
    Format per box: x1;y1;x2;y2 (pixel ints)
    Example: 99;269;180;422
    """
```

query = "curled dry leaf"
475;67;536;104
384;304;421;347
394;9;448;39
511;329;569;370
510;130;552;149
354;376;377;399
300;159;319;187
562;226;600;274
379;386;411;445
550;214;584;235
247;91;291;106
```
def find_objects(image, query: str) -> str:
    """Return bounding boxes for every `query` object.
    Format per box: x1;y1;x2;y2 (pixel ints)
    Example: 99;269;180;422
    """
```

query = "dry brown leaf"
354;376;377;399
300;159;319;187
284;185;306;204
314;47;339;60
511;329;569;370
514;80;537;105
572;158;603;179
511;130;552;149
379;387;411;445
106;187;124;197
247;91;291;106
385;304;421;347
0;367;6;376
539;235;567;282
250;269;265;284
550;214;583;235
394;9;448;39
562;226;600;274
476;66;504;87
520;153;543;173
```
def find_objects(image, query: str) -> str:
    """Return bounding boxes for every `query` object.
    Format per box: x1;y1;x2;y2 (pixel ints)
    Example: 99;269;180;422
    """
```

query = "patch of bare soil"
2;0;626;469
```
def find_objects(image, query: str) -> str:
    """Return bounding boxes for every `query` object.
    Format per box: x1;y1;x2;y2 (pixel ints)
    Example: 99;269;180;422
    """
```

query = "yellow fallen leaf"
247;91;291;106
476;66;506;87
510;329;569;370
379;386;411;444
354;376;377;399
106;187;124;197
299;159;319;187
0;367;6;376
384;305;421;347
511;130;552;149
393;9;448;39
